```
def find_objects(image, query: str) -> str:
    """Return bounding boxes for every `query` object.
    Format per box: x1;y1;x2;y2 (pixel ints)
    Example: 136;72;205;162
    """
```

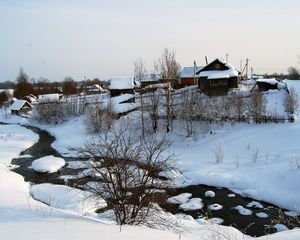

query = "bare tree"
81;122;176;226
154;48;181;80
249;90;267;123
178;88;199;138
134;58;147;138
284;87;299;115
86;100;117;133
33;102;66;124
62;77;77;96
154;48;181;133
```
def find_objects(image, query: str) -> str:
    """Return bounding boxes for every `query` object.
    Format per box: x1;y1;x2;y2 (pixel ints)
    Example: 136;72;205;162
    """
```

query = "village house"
179;66;203;87
37;93;63;104
85;84;108;95
10;99;32;115
196;58;240;96
109;76;136;97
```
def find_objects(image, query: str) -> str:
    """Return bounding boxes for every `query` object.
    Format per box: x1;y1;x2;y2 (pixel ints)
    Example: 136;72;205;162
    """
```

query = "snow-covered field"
1;80;300;239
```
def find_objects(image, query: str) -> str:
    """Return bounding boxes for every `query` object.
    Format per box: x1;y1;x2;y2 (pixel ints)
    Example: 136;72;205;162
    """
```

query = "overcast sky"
1;0;300;82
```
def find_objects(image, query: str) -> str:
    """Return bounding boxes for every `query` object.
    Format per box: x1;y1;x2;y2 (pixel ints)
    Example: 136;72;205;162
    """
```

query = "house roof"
180;66;204;78
110;76;135;90
256;78;287;89
196;58;239;79
10;100;32;111
140;74;160;82
38;93;61;103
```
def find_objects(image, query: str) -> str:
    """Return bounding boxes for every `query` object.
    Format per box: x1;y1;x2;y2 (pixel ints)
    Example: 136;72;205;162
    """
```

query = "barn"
253;78;287;92
196;58;240;96
110;77;136;97
10;100;32;115
179;66;203;87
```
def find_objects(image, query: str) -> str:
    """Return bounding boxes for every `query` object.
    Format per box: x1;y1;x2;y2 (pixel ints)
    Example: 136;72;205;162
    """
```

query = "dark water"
7;123;300;237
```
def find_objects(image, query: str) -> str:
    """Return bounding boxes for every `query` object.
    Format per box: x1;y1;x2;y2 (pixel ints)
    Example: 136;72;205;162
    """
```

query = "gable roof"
10;100;32;111
180;66;204;78
140;74;160;82
110;76;135;90
196;58;239;79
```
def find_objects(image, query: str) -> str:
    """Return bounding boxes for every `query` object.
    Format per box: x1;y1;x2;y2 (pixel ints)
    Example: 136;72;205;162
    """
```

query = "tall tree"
134;58;147;138
14;68;34;99
154;48;181;80
62;77;77;95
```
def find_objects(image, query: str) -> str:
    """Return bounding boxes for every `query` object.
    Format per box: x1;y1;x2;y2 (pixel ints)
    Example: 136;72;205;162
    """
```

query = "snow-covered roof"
10;100;32;111
110;76;135;90
140;74;160;82
38;93;61;103
256;78;279;85
197;58;239;79
180;66;204;78
256;78;287;89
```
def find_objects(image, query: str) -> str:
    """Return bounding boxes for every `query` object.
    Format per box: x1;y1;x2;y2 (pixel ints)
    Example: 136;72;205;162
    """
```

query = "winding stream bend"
8;124;300;237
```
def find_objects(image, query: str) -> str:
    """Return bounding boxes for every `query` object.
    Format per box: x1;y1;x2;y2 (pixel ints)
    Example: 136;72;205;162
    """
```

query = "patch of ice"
247;201;264;209
234;205;253;216
31;155;65;173
256;212;269;218
179;198;203;211
208;203;223;211
227;193;236;198
205;190;215;198
167;193;192;204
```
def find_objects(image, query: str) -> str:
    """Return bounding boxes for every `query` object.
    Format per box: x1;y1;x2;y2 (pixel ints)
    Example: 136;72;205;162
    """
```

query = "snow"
110;76;135;90
2;81;300;239
247;201;264;209
256;212;269;218
167;193;192;204
31;155;65;173
205;190;215;198
9;99;31;111
171;81;300;212
179;198;203;211
256;78;280;85
234;205;253;216
274;223;289;232
209;217;224;224
0;124;38;165
38;93;61;103
228;193;236;197
208;203;223;211
30;183;107;215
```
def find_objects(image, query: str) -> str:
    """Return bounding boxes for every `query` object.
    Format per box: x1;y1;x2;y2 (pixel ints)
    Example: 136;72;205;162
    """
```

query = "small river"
9;124;300;237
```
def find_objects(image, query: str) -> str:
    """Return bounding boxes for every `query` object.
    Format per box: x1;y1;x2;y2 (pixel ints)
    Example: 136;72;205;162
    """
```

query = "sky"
1;0;300;82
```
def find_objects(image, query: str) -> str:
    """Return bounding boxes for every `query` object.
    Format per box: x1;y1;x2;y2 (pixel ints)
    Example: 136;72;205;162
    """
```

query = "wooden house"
179;66;203;87
10;100;32;115
196;58;240;96
110;77;136;97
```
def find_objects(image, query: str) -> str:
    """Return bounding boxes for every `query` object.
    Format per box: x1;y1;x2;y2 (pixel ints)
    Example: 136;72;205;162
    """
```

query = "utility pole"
250;67;254;79
240;60;243;73
245;58;249;79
